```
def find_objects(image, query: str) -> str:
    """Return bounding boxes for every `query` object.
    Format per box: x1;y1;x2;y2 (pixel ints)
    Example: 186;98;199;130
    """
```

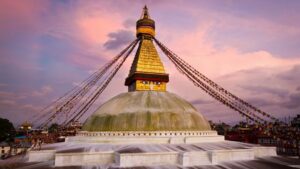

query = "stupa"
71;5;220;144
26;6;282;168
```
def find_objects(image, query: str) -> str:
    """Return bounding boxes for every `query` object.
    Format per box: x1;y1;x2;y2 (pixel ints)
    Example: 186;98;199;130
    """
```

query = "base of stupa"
28;138;277;167
67;130;224;144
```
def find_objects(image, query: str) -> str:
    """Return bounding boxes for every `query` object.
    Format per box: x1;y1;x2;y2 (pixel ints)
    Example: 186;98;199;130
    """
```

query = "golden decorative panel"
136;27;155;37
135;80;166;91
129;38;165;75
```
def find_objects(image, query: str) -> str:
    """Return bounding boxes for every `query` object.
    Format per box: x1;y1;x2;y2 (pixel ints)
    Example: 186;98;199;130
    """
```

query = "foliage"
0;118;16;142
48;123;59;133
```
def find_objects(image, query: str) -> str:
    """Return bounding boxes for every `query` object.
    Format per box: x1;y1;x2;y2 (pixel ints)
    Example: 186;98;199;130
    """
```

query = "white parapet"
52;146;275;167
55;151;114;166
28;150;56;162
210;149;255;165
185;135;225;143
179;151;211;166
253;146;277;157
116;152;179;167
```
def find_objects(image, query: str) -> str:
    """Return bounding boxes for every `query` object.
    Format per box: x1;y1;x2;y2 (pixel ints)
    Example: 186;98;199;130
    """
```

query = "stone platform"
28;139;277;167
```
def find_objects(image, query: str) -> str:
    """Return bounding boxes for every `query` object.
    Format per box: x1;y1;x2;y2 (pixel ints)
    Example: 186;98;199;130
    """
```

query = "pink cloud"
22;104;41;112
161;24;300;78
32;85;53;97
213;12;300;40
0;83;8;88
0;0;49;37
0;91;27;100
0;100;16;106
75;13;123;45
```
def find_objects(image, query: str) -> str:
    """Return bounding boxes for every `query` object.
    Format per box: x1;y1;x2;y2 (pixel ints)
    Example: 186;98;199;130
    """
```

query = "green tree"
48;123;59;133
0;118;16;142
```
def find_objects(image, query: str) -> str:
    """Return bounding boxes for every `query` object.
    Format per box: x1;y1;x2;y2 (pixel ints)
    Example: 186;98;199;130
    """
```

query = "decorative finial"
141;5;149;19
136;5;155;37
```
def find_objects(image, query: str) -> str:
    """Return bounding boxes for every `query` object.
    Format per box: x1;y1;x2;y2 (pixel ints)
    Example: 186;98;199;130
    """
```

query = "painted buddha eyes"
142;81;161;85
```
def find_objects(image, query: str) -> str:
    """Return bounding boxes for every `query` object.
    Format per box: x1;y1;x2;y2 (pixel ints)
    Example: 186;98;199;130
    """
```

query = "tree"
48;123;59;133
0;118;16;142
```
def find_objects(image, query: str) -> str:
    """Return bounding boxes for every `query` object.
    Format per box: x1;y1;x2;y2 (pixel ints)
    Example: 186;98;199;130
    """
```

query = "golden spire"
141;5;150;19
125;7;169;92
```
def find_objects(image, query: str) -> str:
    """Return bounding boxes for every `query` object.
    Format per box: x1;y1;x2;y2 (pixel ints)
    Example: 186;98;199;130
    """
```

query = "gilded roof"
129;38;166;76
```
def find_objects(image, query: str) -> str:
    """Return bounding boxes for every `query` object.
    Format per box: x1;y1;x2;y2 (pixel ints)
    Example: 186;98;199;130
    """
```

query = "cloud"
244;97;276;107
103;30;135;50
22;104;41;112
0;91;27;100
165;26;300;78
159;20;300;123
0;1;49;72
0;100;16;106
0;1;48;41
0;83;8;87
0;100;42;126
240;85;288;98
123;19;136;28
32;85;53;97
214;65;300;119
74;5;123;45
281;92;300;109
190;99;213;105
0;86;54;106
276;65;300;81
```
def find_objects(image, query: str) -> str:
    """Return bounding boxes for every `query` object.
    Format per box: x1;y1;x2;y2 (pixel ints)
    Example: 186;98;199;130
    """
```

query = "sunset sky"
1;0;300;126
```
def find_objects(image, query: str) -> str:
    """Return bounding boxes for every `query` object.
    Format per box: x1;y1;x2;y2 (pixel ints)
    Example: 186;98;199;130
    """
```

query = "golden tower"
125;6;169;92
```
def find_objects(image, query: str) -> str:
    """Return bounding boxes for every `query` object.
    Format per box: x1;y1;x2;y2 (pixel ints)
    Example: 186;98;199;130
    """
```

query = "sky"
1;0;300;126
